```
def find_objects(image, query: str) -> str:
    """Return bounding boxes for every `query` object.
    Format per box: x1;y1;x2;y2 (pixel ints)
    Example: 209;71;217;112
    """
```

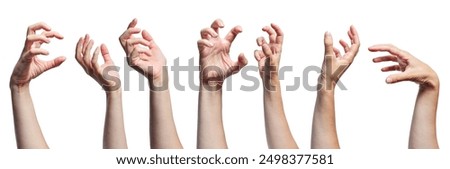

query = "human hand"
76;34;120;91
319;25;360;90
197;19;248;87
119;18;166;82
10;22;65;87
369;44;439;88
254;23;283;79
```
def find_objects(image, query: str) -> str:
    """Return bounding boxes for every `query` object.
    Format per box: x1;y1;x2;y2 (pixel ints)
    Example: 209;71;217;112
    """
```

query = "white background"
0;0;449;168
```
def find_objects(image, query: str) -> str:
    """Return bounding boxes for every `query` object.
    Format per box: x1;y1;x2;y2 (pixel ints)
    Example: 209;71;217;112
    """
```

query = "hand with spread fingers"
369;44;439;149
254;23;298;149
10;22;65;149
319;26;360;90
119;18;182;149
197;19;248;87
312;26;360;149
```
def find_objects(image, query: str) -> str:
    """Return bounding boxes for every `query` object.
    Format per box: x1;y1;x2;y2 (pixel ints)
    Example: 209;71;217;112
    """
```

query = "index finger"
27;22;51;35
127;18;138;29
368;44;404;56
262;25;276;43
271;23;284;44
346;25;360;59
210;19;224;34
349;25;360;46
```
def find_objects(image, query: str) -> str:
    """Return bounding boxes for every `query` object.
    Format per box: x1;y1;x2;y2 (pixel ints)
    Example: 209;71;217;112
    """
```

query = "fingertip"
235;25;243;32
386;77;393;84
239;53;248;65
217;19;224;27
60;56;67;61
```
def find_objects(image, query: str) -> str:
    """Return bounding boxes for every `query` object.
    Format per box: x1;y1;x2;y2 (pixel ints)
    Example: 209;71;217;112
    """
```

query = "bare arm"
369;44;439;149
255;24;297;149
120;19;182;148
311;26;360;149
197;84;227;148
149;69;183;148
103;90;127;148
196;19;248;149
11;85;48;149
10;22;65;149
311;88;339;148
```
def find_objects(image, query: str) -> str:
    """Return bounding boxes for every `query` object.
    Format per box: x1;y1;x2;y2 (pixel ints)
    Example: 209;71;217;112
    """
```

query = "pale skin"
254;23;298;149
75;34;127;149
10;22;66;149
197;19;248;149
369;44;439;149
119;18;182;149
311;26;360;149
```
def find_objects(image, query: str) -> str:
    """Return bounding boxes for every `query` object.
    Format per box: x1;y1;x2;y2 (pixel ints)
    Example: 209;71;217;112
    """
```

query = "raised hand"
197;19;247;87
320;26;360;90
369;44;439;88
119;18;166;82
10;22;65;87
255;23;298;149
311;26;360;149
10;22;65;149
254;23;283;88
119;18;182;149
76;34;120;91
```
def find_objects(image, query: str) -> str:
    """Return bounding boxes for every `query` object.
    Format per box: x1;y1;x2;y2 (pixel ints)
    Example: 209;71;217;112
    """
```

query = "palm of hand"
131;45;166;80
200;38;235;81
13;55;48;85
96;62;120;88
257;46;281;78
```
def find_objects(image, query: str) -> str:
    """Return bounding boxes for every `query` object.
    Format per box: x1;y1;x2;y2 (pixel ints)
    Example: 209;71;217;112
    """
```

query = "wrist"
148;67;169;91
317;74;336;91
149;76;169;91
200;81;222;92
421;73;440;90
10;79;30;92
105;88;122;96
262;74;280;92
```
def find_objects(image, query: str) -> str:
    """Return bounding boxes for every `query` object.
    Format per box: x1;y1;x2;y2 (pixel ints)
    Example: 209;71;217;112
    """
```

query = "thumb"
324;31;334;56
43;56;66;72
230;53;248;74
386;72;411;84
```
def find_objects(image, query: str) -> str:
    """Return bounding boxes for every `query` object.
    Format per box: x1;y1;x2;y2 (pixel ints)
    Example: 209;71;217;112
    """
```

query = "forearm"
263;76;297;149
149;73;183;149
311;84;339;149
409;85;439;149
103;90;127;149
10;84;49;149
197;84;227;149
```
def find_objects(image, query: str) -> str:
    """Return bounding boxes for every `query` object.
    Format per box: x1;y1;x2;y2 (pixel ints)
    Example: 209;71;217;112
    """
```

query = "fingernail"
386;78;393;83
